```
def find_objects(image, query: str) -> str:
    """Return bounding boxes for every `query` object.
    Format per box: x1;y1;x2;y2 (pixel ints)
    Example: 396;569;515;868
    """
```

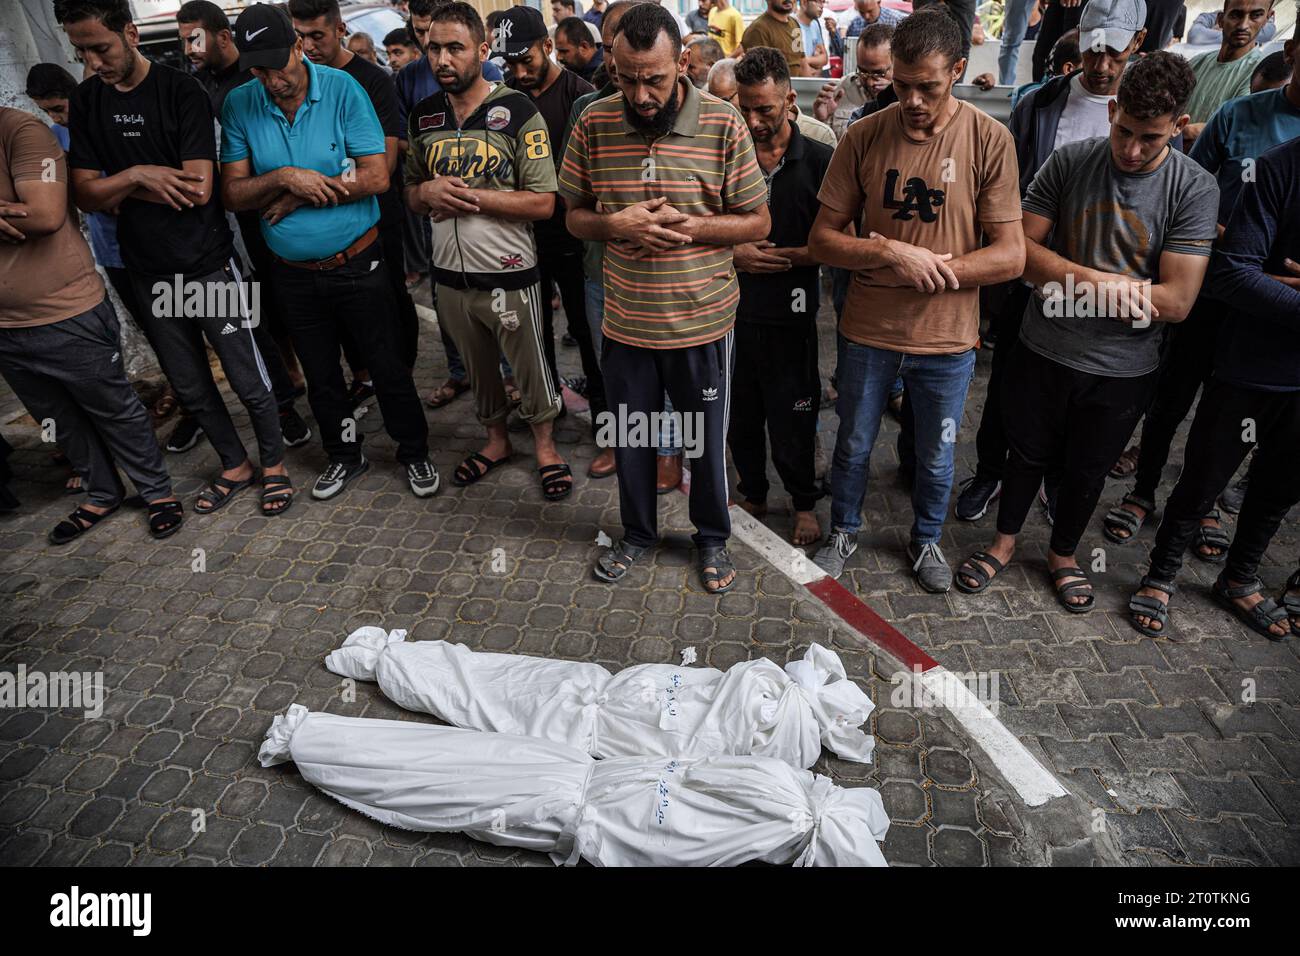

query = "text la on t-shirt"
68;61;233;277
817;100;1022;354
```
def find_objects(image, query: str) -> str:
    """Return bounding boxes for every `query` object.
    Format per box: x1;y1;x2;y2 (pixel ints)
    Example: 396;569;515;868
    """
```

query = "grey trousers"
0;297;172;507
130;257;284;471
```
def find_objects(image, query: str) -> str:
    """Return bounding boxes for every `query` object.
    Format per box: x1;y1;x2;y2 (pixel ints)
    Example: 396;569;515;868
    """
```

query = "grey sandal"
1213;573;1289;641
194;474;254;515
1128;576;1176;637
1279;570;1300;637
1051;565;1094;613
1192;509;1231;563
1103;493;1155;544
593;539;649;583
955;550;1005;594
699;546;736;594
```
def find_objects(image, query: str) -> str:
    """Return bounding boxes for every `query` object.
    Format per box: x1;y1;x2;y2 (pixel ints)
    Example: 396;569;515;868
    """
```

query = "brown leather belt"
274;226;379;271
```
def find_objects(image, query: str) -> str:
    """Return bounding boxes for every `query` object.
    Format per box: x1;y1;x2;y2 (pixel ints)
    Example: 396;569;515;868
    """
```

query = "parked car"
133;1;410;73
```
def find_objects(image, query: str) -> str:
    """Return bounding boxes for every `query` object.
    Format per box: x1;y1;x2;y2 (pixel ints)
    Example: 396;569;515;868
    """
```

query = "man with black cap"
220;3;438;502
498;5;613;479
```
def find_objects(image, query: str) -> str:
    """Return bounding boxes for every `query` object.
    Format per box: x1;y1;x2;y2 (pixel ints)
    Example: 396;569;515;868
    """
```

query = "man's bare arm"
466;188;554;222
807;205;897;271
676;206;770;246
947;218;1026;287
72;162;207;212
3;178;69;237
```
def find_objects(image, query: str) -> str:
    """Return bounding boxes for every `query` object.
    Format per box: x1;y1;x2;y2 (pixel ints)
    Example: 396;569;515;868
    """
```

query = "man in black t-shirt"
61;0;294;517
498;6;613;478
177;0;314;452
289;0;421;401
728;49;833;548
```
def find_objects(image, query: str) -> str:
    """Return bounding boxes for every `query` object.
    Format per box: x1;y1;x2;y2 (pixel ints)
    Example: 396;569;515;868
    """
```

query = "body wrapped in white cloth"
259;705;889;866
325;628;874;768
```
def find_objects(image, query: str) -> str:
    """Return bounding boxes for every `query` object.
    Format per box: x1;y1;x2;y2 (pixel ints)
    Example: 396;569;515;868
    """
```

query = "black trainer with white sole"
406;459;440;497
165;416;204;453
312;456;369;500
955;474;1001;521
279;408;312;448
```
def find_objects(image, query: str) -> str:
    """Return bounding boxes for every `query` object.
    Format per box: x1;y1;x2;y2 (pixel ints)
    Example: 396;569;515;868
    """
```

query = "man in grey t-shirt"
953;52;1218;614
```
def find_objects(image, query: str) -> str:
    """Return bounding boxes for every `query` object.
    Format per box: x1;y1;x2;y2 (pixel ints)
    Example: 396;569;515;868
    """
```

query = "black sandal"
1278;569;1300;637
1128;576;1176;637
194;474;255;514
699;546;736;594
538;462;572;501
1212;572;1289;641
451;451;511;487
1050;565;1094;613
261;474;295;516
1192;509;1231;563
594;539;649;583
955;550;1005;594
148;500;184;540
1102;493;1155;545
48;504;119;546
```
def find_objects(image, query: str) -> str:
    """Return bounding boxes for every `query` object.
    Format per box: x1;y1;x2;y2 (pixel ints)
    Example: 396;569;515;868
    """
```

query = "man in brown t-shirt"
807;9;1024;591
0;107;179;545
742;0;811;76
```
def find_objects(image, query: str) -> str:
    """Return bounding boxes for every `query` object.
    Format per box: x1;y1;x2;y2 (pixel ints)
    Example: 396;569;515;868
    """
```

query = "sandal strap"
71;505;111;526
263;474;293;489
1104;507;1142;532
149;500;183;517
539;463;572;479
1050;566;1090;583
1139;576;1177;595
1129;594;1169;617
699;547;734;580
597;540;646;575
959;551;1002;585
1215;575;1262;599
1250;598;1289;625
1121;493;1156;512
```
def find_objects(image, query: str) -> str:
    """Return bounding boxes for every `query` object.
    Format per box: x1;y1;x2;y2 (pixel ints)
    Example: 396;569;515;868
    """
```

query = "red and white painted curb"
416;305;1065;807
723;501;1066;807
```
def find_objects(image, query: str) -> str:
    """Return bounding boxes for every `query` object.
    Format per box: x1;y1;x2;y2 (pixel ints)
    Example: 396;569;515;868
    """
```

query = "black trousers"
1032;1;1083;81
728;320;821;512
973;282;1033;482
602;332;732;550
1132;297;1223;505
341;215;420;372
272;238;429;466
1148;380;1300;584
998;342;1159;556
231;212;304;412
539;237;605;419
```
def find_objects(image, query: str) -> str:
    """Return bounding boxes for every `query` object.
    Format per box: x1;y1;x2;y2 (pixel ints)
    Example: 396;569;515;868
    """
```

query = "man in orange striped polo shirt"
560;3;770;594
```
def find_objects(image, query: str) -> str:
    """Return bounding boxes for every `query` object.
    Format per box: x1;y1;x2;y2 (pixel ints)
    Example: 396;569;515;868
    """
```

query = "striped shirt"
559;79;768;349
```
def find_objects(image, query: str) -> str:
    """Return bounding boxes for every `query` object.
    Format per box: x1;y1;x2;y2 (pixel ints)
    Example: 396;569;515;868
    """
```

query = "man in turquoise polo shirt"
220;3;437;502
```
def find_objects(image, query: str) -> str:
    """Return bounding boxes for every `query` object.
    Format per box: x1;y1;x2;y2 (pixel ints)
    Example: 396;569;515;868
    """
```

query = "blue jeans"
587;276;680;456
998;0;1036;86
830;337;976;545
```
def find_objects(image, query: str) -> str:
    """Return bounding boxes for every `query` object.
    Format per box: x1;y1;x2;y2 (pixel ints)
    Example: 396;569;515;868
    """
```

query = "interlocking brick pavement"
0;281;1295;866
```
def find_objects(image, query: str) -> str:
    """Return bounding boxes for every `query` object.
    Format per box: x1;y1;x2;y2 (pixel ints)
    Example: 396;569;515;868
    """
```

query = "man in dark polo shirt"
177;0;313;453
220;3;437;502
727;47;832;549
498;5;613;478
742;0;811;76
289;0;422;392
561;3;770;593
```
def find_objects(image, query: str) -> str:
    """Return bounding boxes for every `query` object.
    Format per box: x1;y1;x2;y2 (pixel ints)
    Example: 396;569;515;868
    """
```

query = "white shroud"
259;705;889;866
325;627;874;768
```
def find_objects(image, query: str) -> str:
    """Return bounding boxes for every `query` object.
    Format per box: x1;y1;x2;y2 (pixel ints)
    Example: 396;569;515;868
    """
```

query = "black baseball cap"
233;4;297;72
493;5;548;60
